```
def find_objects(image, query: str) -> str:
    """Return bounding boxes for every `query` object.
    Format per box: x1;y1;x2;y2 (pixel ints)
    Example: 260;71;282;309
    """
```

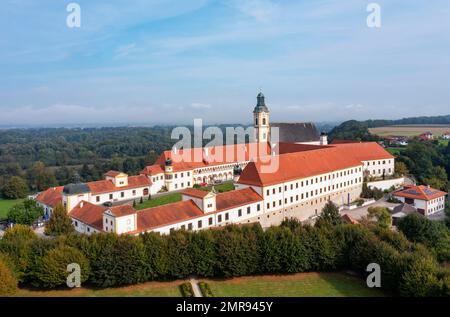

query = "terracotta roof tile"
216;187;263;211
137;200;204;231
393;185;447;201
238;146;363;187
87;175;151;195
104;170;124;177
35;186;64;208
140;164;165;175
108;205;136;217
182;188;209;199
69;201;105;230
152;142;271;172
329;142;394;161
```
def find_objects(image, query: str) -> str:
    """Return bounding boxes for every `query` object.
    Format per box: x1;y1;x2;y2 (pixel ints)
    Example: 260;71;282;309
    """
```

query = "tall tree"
45;203;75;236
316;201;343;226
2;176;28;199
7;199;44;226
26;161;57;192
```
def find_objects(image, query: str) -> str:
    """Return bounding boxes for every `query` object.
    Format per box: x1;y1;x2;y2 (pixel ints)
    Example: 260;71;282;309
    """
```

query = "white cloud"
224;0;280;22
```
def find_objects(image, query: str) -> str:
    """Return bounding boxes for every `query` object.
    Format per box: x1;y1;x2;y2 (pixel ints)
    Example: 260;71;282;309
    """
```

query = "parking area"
342;198;398;220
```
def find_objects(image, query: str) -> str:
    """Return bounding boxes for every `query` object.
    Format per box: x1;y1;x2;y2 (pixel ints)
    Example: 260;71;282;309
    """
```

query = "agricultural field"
369;125;450;137
15;280;182;297
202;272;385;297
0;198;23;220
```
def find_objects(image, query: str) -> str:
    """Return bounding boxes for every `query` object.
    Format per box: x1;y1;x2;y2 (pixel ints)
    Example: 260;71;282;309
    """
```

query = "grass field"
15;280;182;297
439;139;449;147
0;198;23;220
369;125;450;137
385;147;405;155
202;273;385;297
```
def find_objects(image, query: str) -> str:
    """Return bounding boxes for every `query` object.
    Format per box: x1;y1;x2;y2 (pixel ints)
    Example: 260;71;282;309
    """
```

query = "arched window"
263;118;266;125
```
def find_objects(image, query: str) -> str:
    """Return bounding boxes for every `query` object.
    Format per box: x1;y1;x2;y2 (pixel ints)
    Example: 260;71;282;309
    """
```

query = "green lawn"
438;139;449;147
203;273;385;297
135;182;235;210
135;193;182;210
386;147;404;156
198;182;235;192
0;198;24;220
15;280;182;297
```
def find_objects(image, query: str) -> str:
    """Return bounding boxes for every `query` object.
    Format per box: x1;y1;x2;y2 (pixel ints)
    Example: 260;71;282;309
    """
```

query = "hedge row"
198;282;214;297
0;221;449;296
179;282;194;297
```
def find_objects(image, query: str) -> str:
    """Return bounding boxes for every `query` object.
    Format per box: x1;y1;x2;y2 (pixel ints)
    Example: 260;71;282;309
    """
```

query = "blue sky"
1;0;450;126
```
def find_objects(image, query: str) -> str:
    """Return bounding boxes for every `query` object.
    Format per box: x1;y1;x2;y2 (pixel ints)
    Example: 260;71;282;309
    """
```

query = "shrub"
3;224;36;242
45;203;75;236
34;245;90;288
179;282;194;297
0;259;18;296
399;255;442;297
198;282;214;297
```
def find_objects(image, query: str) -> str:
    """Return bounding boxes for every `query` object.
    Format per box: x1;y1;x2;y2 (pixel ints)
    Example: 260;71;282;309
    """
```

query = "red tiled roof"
329;142;394;161
342;214;359;224
108;205;136;217
393;185;447;201
87;175;151;195
238;146;363;187
137;200;204;231
104;170;124;177
182;188;209;199
278;142;329;154
134;187;262;232
216;187;263;211
35;186;64;208
140;164;165;175
69;201;105;230
330;139;362;144
151;142;272;172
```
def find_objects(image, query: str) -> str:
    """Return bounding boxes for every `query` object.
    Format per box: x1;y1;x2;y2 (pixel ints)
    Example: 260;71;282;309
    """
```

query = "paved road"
342;197;398;220
189;277;203;297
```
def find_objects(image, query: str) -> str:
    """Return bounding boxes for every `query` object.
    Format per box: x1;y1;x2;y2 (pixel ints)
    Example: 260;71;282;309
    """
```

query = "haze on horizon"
1;0;450;126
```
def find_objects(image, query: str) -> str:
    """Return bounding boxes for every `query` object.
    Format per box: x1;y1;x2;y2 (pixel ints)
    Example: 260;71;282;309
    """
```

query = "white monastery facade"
34;93;404;235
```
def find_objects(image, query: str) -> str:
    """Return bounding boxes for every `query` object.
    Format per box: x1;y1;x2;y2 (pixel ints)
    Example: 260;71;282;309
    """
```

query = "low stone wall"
367;177;404;191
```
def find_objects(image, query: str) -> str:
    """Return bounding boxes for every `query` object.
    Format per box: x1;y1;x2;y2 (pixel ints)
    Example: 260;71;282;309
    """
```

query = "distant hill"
328;114;450;141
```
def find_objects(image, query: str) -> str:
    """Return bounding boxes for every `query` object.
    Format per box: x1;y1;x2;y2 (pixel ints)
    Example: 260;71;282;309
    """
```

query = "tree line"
1;204;450;296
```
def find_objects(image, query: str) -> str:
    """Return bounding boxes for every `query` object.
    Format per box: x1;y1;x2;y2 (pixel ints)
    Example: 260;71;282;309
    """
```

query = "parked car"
103;201;113;207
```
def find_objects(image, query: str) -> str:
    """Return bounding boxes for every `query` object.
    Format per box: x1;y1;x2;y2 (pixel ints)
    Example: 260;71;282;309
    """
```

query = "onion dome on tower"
253;92;269;113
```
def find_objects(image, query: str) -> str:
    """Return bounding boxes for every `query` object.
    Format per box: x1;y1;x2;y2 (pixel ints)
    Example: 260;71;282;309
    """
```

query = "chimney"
80;201;84;208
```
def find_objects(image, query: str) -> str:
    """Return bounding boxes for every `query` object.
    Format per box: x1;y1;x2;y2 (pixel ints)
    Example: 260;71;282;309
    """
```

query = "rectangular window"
257;204;261;211
266;189;270;196
188;223;193;231
109;194;113;200
198;220;202;228
209;217;213;225
121;192;124;198
238;209;242;217
225;213;229;221
247;207;250;214
218;215;222;223
96;196;100;202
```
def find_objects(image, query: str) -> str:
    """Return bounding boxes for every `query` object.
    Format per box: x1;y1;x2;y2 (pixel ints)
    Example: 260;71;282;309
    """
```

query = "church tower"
253;92;270;143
